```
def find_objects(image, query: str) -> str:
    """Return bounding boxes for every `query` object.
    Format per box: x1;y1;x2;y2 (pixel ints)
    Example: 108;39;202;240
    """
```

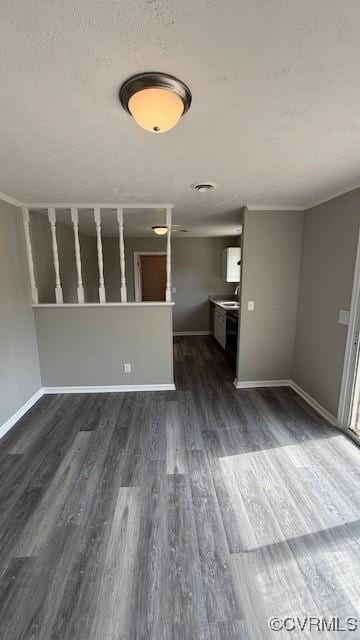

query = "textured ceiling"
1;1;360;236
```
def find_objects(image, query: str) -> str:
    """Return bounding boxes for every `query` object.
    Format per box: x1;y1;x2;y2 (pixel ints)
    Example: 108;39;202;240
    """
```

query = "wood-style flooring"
1;336;360;639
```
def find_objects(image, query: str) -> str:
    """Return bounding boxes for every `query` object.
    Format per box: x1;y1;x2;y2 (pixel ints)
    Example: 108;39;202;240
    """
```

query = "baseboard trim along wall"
0;388;44;440
289;381;338;426
173;331;210;336
43;384;176;394
233;378;338;426
233;379;292;389
0;384;176;440
1;378;338;442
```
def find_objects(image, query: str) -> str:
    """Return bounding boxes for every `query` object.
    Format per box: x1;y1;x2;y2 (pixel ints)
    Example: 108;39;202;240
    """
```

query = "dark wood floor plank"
91;486;143;640
178;390;205;450
48;417;129;640
8;394;64;454
16;430;92;557
210;620;248;640
57;393;128;528
0;394;88;517
166;401;187;474
167;473;210;640
134;461;169;640
0;557;37;640
187;450;242;623
0;486;43;578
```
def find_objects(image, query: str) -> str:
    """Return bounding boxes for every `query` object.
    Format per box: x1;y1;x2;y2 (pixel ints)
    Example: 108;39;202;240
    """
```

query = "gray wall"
30;211;98;303
237;209;304;382
293;189;360;417
103;236;236;332
34;305;174;387
0;200;41;427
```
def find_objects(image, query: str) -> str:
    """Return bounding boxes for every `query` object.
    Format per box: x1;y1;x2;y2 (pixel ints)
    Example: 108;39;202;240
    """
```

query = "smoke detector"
191;182;217;193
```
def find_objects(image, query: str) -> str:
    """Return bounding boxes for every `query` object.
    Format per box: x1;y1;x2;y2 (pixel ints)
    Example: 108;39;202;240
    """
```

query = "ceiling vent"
191;182;217;192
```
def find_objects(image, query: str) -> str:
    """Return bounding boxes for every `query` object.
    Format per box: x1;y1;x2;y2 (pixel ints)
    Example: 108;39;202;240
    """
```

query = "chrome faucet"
234;284;240;296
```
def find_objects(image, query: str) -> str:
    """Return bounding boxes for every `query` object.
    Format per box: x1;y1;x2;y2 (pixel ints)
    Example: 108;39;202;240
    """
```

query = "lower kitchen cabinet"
214;306;226;349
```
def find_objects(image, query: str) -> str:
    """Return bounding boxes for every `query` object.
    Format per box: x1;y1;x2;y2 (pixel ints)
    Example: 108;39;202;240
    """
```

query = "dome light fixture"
152;225;168;235
119;72;192;133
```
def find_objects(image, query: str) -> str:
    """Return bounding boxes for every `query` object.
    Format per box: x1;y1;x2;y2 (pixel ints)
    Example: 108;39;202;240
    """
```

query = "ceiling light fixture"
152;225;168;235
119;72;192;133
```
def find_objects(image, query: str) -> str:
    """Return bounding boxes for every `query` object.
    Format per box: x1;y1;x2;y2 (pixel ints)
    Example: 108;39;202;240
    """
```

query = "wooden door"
140;255;166;301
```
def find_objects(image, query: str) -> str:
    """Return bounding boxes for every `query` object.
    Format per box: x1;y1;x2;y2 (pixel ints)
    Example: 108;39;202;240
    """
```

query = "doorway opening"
338;228;360;440
134;252;167;302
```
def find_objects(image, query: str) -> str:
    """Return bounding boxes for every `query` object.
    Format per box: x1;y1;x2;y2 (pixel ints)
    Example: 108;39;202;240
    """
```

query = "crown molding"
246;204;306;211
2;179;360;216
21;202;174;209
0;190;22;207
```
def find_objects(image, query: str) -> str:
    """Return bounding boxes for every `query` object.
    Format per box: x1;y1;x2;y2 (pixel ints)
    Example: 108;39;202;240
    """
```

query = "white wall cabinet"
214;307;226;349
223;247;241;282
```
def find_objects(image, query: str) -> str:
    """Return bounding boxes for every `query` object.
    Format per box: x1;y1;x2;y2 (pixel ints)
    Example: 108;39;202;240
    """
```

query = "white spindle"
48;208;63;304
165;207;172;301
71;208;85;304
116;208;127;302
94;208;106;303
22;207;39;304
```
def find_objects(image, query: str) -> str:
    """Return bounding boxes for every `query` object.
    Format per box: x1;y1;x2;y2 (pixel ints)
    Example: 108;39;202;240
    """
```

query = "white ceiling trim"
246;204;306;211
1;182;360;216
0;192;174;211
0;190;22;207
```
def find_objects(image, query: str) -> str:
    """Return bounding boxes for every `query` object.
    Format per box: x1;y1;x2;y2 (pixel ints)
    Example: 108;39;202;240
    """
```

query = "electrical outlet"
248;301;255;311
172;286;176;293
124;363;132;373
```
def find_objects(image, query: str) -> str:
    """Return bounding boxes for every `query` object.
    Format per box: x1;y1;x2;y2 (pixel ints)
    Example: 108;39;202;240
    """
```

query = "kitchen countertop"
208;295;240;311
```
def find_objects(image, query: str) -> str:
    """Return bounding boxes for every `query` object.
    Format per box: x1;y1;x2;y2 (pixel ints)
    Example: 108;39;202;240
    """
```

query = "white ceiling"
1;1;360;236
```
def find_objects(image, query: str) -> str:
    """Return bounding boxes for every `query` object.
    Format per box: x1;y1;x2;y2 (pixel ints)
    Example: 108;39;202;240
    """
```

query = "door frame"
134;251;167;302
338;227;360;433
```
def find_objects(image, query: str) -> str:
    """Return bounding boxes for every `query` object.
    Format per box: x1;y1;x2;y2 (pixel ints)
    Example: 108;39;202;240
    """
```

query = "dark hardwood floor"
1;336;360;639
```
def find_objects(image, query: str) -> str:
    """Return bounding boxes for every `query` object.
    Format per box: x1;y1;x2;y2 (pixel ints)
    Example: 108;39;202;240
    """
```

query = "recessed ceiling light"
191;182;217;192
120;72;192;133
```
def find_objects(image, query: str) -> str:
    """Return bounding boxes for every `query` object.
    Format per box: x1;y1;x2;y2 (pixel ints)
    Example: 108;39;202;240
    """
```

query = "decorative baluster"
71;208;85;304
116;208;127;302
48;208;63;304
94;208;106;303
165;207;172;301
22;207;39;304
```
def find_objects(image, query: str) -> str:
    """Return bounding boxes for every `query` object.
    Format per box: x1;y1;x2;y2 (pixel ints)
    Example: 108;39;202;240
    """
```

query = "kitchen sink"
220;302;239;308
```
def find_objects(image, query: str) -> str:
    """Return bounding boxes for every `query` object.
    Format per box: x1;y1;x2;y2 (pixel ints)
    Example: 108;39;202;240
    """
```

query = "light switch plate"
172;287;176;293
248;301;255;311
124;363;132;373
338;309;350;326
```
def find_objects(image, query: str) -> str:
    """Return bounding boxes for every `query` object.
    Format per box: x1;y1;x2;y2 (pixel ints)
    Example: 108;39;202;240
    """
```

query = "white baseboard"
233;379;292;389
0;388;44;439
233;378;337;426
0;383;176;440
43;384;176;394
173;331;210;336
288;381;337;426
